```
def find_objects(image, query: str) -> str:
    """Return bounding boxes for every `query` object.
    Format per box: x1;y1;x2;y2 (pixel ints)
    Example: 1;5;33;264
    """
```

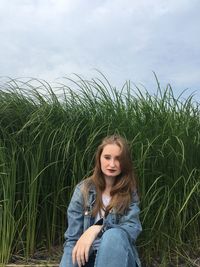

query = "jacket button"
84;211;89;215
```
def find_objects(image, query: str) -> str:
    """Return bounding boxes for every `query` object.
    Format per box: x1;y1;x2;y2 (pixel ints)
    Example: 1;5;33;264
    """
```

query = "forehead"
101;144;121;155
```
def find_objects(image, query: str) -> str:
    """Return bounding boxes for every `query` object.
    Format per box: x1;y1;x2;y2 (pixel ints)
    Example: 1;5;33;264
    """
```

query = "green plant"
0;75;199;266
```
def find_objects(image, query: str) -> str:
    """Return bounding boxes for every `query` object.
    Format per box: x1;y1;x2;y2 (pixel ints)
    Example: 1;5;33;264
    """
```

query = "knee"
101;228;128;247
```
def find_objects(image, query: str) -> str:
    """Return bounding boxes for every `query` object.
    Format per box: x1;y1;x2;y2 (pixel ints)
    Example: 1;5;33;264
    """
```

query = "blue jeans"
60;228;138;267
84;228;137;267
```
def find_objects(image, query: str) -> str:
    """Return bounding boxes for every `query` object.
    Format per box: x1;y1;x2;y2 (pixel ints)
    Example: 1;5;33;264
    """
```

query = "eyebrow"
103;154;121;158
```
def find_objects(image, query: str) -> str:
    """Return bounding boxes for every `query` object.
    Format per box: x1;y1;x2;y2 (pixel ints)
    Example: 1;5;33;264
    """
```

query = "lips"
107;169;116;172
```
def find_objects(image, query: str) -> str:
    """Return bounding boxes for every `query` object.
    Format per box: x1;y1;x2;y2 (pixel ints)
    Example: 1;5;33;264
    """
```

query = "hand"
72;225;102;267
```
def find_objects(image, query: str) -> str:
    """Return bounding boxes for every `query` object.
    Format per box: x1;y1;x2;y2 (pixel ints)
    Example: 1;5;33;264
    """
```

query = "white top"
94;194;111;223
92;194;111;250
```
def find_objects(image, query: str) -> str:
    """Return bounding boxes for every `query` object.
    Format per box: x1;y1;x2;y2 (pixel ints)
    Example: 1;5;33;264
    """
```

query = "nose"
109;159;115;167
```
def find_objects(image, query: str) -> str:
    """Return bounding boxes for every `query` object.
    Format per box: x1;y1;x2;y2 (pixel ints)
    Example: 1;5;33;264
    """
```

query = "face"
100;144;122;178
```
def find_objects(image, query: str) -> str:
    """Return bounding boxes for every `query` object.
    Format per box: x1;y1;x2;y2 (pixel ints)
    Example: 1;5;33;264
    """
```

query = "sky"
0;0;200;101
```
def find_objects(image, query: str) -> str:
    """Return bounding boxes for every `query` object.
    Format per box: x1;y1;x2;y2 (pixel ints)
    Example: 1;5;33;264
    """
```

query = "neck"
103;176;115;196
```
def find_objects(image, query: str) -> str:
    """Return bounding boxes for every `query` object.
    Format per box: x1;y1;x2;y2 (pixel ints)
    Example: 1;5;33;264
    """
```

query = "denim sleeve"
100;196;142;243
59;183;84;267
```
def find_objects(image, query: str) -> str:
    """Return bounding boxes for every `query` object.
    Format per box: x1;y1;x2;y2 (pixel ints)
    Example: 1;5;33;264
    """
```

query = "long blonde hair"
83;135;138;216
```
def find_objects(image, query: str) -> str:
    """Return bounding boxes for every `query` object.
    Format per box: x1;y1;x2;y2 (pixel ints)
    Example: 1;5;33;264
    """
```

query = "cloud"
0;0;199;100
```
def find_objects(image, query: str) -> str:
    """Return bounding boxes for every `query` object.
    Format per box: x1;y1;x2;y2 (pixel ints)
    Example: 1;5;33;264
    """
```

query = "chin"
105;173;119;178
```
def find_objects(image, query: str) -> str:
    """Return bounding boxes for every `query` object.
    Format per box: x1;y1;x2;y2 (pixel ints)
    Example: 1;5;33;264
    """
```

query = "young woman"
59;135;142;267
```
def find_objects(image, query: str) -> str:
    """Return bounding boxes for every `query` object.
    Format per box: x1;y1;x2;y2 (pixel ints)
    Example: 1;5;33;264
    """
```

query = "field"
0;74;199;266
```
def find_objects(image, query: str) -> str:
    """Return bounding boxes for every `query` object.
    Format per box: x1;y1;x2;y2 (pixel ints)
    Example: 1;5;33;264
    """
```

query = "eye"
104;155;110;160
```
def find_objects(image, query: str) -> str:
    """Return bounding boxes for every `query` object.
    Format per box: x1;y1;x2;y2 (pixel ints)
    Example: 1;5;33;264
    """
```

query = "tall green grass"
0;75;199;266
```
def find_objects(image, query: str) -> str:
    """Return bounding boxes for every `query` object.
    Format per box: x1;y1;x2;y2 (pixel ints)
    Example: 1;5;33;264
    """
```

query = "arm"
60;183;84;267
60;183;102;267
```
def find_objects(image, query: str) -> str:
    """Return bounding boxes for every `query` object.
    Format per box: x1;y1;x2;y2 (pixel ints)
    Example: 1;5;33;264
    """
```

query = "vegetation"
0;74;199;266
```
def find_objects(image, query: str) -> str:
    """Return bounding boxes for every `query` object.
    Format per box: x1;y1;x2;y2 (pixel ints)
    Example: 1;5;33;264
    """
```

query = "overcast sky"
0;0;200;100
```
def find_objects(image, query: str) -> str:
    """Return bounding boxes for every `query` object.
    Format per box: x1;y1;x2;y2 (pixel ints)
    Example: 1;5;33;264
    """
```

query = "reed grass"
0;75;199;266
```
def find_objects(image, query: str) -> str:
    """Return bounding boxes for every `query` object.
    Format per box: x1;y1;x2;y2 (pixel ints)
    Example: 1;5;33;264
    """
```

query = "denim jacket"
61;180;142;267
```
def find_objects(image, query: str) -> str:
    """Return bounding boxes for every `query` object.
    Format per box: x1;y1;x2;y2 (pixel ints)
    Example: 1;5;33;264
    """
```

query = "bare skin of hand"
72;225;102;267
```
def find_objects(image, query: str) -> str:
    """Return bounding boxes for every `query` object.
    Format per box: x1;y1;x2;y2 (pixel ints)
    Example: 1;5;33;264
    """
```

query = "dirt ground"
7;246;200;267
